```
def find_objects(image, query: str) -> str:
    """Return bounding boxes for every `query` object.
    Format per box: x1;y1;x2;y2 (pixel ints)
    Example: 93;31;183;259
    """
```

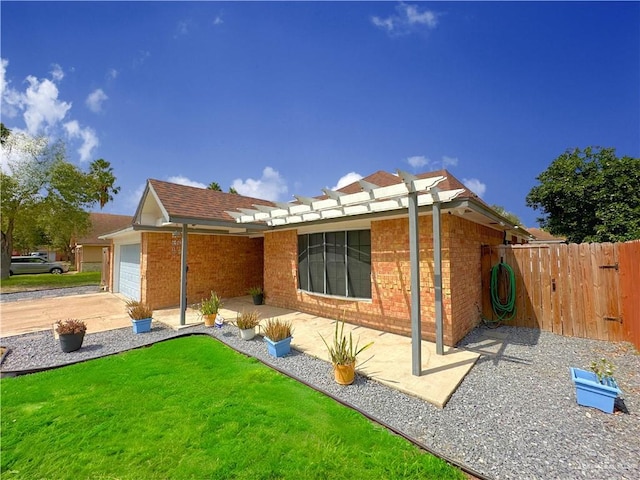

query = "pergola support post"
179;223;188;326
432;200;444;355
408;190;422;376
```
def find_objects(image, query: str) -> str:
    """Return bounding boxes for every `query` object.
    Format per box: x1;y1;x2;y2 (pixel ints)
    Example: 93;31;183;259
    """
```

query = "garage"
118;243;141;300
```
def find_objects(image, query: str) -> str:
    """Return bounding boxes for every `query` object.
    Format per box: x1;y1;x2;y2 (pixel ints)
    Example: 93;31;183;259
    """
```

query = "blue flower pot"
570;367;621;414
132;318;152;334
265;336;292;357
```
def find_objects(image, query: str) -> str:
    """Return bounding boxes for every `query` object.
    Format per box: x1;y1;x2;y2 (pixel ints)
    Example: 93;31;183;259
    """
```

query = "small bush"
235;311;261;330
262;319;292;342
247;286;263;296
125;300;153;320
320;321;373;366
55;319;87;335
199;291;223;315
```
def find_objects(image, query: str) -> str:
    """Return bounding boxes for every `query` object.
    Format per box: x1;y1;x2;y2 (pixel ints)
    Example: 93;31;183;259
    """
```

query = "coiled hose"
487;262;517;324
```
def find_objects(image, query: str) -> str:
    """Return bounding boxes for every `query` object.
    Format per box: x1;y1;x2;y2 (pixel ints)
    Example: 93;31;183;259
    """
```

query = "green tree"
490;204;522;226
207;182;222;191
228;187;238;194
526;147;640;243
89;158;120;208
1;128;119;278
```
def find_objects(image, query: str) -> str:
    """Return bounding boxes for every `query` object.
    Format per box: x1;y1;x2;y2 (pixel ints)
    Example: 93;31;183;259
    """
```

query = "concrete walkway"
0;292;480;408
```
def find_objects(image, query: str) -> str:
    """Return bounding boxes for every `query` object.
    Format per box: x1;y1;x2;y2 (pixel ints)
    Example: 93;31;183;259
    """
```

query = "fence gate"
481;243;631;343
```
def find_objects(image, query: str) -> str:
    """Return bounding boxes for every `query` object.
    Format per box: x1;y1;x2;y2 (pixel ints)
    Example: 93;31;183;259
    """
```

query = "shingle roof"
527;228;567;241
75;213;133;245
335;169;478;199
148;179;276;223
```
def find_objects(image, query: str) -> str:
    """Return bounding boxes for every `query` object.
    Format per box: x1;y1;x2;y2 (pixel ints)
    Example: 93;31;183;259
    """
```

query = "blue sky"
1;1;638;227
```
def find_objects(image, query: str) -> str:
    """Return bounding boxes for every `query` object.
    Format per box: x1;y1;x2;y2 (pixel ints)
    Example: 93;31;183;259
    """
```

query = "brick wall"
447;214;504;342
141;232;263;310
264;214;506;346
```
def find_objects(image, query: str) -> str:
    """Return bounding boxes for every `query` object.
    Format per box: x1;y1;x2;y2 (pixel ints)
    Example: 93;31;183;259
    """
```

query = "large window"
298;230;371;299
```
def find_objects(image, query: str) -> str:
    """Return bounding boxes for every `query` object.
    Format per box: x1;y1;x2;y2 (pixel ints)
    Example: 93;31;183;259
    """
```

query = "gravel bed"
0;285;101;302
1;320;639;480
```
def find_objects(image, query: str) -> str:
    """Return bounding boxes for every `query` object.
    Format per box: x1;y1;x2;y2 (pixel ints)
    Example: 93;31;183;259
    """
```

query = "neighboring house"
73;213;133;272
102;169;530;347
527;227;567;244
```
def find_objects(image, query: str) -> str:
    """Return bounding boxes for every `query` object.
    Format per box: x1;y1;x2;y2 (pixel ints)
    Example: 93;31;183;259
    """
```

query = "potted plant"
262;318;293;357
55;319;87;352
125;300;153;334
320;320;373;385
233;310;261;340
248;286;264;305
199;291;223;327
570;358;622;414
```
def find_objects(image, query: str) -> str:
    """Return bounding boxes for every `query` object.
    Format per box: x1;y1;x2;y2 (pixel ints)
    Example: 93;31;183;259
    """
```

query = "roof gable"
140;179;276;225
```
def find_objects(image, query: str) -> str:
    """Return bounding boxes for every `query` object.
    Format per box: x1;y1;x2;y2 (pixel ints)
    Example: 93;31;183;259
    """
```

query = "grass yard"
0;336;464;479
0;270;100;292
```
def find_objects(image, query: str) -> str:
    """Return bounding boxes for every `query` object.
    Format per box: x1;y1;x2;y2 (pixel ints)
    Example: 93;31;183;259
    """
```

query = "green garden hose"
487;262;517;324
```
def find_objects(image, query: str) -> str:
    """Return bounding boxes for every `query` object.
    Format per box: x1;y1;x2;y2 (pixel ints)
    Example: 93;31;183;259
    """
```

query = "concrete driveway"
0;292;132;337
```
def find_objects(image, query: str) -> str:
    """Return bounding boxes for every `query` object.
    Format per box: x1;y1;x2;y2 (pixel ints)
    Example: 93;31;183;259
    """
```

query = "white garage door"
119;243;140;300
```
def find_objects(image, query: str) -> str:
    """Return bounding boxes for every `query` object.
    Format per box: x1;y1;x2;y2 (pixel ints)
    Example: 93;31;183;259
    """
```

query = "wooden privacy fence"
481;241;640;349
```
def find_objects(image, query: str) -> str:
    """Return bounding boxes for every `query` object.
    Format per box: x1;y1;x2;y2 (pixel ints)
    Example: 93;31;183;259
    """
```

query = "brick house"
103;169;530;348
72;213;133;272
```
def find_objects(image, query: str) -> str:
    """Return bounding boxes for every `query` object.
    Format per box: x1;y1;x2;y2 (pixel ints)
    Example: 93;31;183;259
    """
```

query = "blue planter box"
132;318;152;334
570;367;621;414
265;336;292;357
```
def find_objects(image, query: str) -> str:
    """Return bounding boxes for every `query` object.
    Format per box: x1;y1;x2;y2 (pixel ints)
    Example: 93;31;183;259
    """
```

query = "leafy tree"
207;182;222;191
526;147;640;243
228;187;238;194
0;128;119;278
89;158;120;208
490;204;521;226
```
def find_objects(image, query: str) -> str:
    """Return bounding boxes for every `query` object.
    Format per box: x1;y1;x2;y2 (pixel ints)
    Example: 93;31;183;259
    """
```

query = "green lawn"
0;270;100;292
1;336;463;480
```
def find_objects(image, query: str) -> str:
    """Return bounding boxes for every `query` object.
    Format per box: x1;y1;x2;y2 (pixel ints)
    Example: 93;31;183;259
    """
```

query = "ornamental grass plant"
321;320;373;366
234;310;261;330
262;318;293;342
125;300;153;320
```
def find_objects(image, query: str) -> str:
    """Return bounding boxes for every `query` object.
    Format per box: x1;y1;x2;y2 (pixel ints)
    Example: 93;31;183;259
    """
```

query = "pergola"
228;170;465;375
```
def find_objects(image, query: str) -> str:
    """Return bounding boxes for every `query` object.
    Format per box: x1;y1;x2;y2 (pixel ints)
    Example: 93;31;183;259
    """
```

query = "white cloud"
86;88;108;113
107;68;118;80
166;175;207;189
64;120;99;162
231;167;288;201
407;155;429;168
213;15;224;25
1;59;72;134
22;75;72;135
50;63;64;82
371;2;439;36
126;182;147;210
462;178;487;198
406;154;460;171
331;172;363;191
442;156;458;168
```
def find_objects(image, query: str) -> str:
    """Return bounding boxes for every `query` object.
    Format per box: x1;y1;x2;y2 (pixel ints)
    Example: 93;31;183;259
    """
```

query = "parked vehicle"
9;256;69;275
